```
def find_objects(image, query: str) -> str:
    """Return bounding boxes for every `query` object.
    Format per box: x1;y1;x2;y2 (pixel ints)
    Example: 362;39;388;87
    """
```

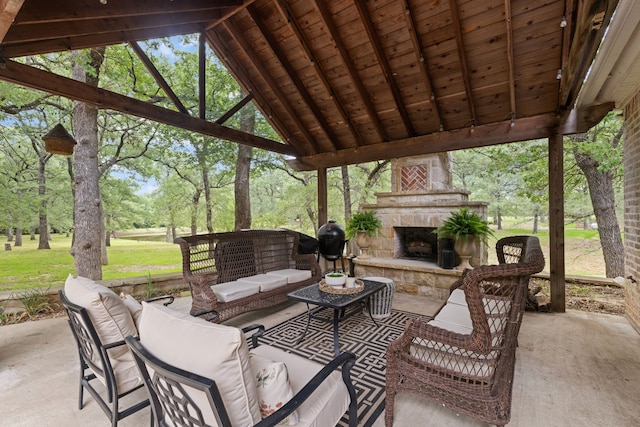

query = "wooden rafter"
129;41;189;115
215;93;254;125
274;0;361;146
448;0;477;127
215;19;317;155
354;0;415;136
504;0;516;125
312;0;388;142
0;59;297;156
247;4;342;151
403;0;443;132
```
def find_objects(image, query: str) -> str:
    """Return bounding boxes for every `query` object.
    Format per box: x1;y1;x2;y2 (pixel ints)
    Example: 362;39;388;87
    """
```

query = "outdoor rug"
255;308;430;426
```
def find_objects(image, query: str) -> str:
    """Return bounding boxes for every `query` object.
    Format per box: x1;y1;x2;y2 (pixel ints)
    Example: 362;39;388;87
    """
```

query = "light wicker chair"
385;236;545;426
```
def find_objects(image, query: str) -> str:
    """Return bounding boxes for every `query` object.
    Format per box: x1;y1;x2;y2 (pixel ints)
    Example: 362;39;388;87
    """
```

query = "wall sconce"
43;124;77;156
560;16;567;28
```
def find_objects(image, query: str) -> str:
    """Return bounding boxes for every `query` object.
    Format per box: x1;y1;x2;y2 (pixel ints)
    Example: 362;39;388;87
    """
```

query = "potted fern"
346;210;382;258
434;207;494;269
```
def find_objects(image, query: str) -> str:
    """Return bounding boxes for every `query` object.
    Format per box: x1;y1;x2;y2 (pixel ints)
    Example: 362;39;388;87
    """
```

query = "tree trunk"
341;165;354;253
166;226;172;243
532;212;539;234
573;147;624;277
70;48;105;280
496;208;502;230
105;214;111;247
15;227;22;247
37;156;50;249
190;189;201;236
235;98;254;230
6;228;13;242
200;140;213;233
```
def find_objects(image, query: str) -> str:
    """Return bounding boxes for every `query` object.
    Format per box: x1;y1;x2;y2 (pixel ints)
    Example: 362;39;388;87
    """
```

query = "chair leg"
78;376;84;410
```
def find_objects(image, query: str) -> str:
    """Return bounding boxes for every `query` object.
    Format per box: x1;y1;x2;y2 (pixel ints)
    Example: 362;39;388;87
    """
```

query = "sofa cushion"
266;269;312;284
211;280;260;302
63;274;142;393
138;302;261;426
64;275;137;354
238;274;288;292
251;345;350;427
250;353;298;425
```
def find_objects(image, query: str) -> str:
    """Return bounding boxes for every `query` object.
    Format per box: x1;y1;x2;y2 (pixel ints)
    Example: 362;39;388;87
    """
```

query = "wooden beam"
129;41;189;115
549;134;566;313
212;20;316;155
559;0;619;108
354;0;415;136
313;0;388;142
318;167;328;229
448;0;477;127
557;102;615;134
404;0;444;132
274;0;361;146
0;22;203;57
247;4;342;151
3;10;224;44
288;113;559;171
0;59;297;156
215;93;254;125
13;0;241;24
199;32;206;120
0;0;24;43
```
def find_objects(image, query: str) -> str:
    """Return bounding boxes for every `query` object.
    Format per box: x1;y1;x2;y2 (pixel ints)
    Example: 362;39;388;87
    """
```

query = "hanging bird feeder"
43;124;76;156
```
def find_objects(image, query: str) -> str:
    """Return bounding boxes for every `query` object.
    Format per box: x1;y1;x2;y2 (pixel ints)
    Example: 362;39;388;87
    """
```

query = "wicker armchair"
385;236;545;426
175;229;321;323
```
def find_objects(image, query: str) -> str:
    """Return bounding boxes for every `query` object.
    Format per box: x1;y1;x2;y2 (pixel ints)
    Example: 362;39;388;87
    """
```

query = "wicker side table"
361;276;395;319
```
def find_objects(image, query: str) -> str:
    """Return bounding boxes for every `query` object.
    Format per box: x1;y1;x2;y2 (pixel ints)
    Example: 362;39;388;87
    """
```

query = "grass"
0;222;609;292
0;234;182;292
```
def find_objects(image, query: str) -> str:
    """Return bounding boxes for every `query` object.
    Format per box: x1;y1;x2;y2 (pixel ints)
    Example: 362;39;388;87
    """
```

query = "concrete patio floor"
1;292;639;426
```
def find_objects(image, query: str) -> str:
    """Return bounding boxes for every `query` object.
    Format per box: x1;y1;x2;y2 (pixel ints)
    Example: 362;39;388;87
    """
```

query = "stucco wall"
624;91;640;333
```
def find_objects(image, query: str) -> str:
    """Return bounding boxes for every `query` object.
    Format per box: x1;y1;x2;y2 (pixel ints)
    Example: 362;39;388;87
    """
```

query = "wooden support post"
318;167;328;229
549;134;566;312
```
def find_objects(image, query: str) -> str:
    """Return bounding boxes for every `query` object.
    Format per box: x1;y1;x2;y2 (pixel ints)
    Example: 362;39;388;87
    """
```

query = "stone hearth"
352;154;488;301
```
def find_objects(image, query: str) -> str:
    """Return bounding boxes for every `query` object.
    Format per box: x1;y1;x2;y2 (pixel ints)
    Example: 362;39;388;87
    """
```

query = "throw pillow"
250;352;298;425
119;293;143;327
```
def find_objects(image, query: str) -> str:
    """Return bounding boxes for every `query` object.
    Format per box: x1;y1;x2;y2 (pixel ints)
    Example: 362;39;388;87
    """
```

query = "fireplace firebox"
394;227;438;261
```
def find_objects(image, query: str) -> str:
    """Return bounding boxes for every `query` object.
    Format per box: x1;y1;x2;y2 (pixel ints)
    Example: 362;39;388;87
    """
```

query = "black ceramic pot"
318;220;346;259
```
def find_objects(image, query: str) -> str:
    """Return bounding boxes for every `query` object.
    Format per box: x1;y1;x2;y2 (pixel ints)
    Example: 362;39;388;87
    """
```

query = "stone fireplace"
352;154;488;300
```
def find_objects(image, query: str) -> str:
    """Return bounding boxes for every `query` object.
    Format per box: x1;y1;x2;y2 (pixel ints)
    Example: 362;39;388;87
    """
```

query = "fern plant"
434;207;494;244
345;210;382;239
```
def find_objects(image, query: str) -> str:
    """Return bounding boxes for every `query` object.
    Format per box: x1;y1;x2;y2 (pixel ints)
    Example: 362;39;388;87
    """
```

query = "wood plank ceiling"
0;0;619;171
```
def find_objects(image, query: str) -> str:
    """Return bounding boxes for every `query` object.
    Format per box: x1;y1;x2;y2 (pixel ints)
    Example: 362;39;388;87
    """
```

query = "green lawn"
0;234;182;292
0;224;608;292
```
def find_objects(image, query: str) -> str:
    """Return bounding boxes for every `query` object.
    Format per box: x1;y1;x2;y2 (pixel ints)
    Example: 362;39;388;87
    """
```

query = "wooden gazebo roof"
0;0;618;171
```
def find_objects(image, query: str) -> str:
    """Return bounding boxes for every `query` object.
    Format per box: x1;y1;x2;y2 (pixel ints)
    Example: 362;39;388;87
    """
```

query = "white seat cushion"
211;280;260;302
238;274;288;292
251;345;350;427
138;302;262;426
266;269;312;284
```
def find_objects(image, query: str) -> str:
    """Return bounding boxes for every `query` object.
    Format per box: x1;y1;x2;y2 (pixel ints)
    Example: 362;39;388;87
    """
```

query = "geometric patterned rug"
256;308;430;426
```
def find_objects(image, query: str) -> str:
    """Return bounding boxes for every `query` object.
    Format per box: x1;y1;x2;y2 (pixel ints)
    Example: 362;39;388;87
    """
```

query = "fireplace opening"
394;227;438;262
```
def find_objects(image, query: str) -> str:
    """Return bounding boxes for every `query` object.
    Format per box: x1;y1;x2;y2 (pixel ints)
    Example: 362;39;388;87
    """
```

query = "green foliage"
15;287;56;317
434;207;495;244
345;210;382;239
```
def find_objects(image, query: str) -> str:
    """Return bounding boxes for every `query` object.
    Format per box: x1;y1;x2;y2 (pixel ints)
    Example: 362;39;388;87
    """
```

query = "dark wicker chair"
59;289;173;427
175;229;321;323
125;325;358;427
385;236;545;426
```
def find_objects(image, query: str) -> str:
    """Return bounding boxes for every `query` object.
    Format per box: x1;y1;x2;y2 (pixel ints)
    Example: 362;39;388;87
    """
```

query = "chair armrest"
241;324;266;348
191;308;219;322
144;295;175;306
254;352;358;427
102;339;127;350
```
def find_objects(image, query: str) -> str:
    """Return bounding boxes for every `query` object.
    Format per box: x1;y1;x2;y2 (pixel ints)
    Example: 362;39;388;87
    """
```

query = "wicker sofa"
175;229;321;323
385;235;545;426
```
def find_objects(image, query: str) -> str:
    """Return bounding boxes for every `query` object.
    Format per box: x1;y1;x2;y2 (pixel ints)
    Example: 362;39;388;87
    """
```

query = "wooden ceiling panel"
0;0;615;169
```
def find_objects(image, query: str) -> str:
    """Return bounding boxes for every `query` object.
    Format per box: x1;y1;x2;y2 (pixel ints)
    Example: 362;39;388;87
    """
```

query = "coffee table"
287;279;386;357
